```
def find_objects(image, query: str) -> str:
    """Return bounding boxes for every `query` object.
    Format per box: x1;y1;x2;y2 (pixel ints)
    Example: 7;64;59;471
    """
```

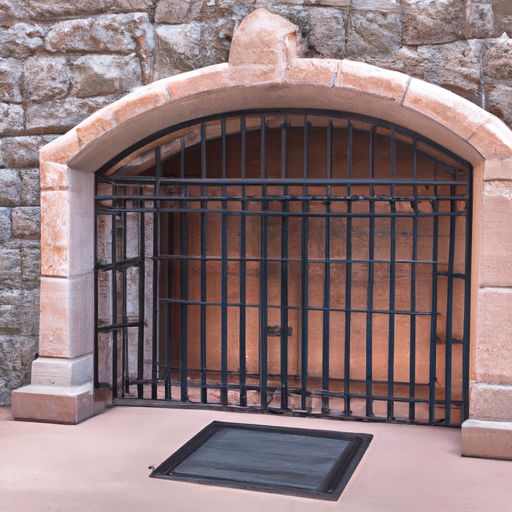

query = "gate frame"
12;8;512;460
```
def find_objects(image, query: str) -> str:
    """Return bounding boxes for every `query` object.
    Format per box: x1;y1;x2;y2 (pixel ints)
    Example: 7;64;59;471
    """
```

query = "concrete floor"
1;405;512;512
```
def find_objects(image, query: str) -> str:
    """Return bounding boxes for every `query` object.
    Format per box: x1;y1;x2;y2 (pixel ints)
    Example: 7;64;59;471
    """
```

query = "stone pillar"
12;160;95;424
462;159;512;459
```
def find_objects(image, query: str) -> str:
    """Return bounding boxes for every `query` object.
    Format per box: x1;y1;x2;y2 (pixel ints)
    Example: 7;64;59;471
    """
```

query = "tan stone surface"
479;181;512;287
470;383;512;422
39;129;80;165
39;275;94;359
31;355;93;388
339;59;409;102
112;87;169;125
403;77;490;141
2;407;512;509
228;8;298;75
75;107;118;149
468;117;512;160
41;189;69;276
483;159;512;181
11;383;93;425
285;58;339;85
40;160;68;191
165;64;229;101
475;287;512;385
462;419;512;460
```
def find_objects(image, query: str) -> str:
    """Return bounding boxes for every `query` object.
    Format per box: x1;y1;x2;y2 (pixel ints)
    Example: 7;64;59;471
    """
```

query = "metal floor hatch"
150;421;373;501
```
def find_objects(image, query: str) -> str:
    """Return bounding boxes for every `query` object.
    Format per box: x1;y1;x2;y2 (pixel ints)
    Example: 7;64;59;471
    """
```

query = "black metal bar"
443;184;457;425
260;115;268;408
221;168;228;407
239;183;247;407
179;184;189;402
164;204;173;400
152;147;162;400
121;194;128;397
300;115;309;411
343;120;353;416
409;136;418;421
366;128;375;418
137;184;145;398
429;166;440;424
387;126;396;421
322;120;333;414
200;183;207;404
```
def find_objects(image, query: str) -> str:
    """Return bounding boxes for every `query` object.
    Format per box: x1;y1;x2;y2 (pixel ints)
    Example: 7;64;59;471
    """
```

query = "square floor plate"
150;421;372;501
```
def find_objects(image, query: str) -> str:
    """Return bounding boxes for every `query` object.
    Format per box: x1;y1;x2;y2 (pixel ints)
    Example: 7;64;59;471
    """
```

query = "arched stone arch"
12;9;512;460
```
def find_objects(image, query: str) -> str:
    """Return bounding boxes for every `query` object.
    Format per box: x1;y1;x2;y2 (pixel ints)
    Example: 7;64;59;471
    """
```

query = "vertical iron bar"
444;184;457;425
280;117;289;409
322;119;333;414
241;115;246;179
179;193;188;402
111;185;118;398
301;115;309;411
429;165;440;424
240;115;247;406
137;184;145;398
409;136;418;421
366;128;375;418
343;120;353;416
387;126;396;421
220;147;228;407
462;169;472;422
259;114;268;409
121;193;128;397
152;148;162;400
164;204;173;400
200;176;207;404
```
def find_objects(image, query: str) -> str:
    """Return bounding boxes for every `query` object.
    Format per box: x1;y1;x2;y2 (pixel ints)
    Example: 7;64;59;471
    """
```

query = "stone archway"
12;8;512;460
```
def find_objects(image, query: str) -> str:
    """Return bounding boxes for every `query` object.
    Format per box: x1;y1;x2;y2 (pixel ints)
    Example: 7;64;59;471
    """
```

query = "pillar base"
461;419;512;460
11;383;93;425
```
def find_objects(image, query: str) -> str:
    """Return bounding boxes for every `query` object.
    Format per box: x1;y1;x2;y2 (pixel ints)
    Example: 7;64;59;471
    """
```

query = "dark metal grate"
150;421;372;501
94;109;472;426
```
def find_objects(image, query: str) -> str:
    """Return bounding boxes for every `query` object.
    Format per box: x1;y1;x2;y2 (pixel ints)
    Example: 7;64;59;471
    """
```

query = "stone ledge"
11;383;93;425
462;419;512;460
31;355;93;388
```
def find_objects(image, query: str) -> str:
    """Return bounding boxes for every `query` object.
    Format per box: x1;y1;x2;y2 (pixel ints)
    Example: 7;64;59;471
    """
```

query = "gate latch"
267;326;293;337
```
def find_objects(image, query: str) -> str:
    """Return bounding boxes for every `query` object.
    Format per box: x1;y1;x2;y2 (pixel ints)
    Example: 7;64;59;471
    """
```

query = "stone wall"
0;0;511;404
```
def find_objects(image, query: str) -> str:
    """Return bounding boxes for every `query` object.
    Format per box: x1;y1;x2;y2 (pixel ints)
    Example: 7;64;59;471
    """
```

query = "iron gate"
94;110;472;426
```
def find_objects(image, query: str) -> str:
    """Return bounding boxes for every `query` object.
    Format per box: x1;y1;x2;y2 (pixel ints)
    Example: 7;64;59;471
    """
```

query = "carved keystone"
229;8;298;75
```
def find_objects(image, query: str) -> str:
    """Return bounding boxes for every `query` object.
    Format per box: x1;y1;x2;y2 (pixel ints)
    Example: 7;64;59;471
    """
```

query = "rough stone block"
39;275;94;358
19;169;39;206
462;419;512;460
475;287;512;385
493;0;512;36
154;0;202;24
70;54;143;98
402;0;465;45
22;56;70;101
23;0;105;19
308;7;345;59
20;242;40;288
0;103;24;136
0;135;58;168
11;383;94;424
0;57;22;103
0;248;21;293
482;35;512;86
0;169;21;206
0;208;12;243
11;207;40;240
0;335;38;405
0;23;44;59
351;0;399;12
485;84;512;129
0;290;39;336
465;1;494;39
346;11;401;60
26;96;120;133
45;13;152;54
106;0;153;11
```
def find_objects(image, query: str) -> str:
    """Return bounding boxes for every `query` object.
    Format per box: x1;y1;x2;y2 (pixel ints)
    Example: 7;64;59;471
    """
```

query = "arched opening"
94;109;471;426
